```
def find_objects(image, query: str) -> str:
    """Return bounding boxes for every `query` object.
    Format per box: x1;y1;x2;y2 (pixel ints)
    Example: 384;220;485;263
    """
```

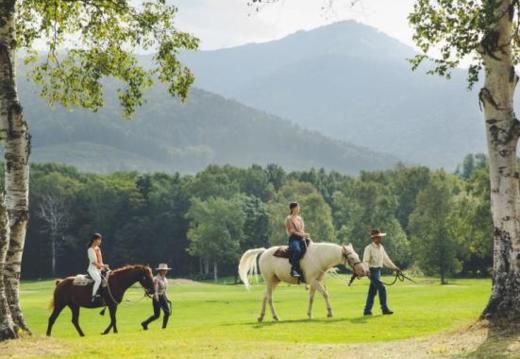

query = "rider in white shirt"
87;233;107;302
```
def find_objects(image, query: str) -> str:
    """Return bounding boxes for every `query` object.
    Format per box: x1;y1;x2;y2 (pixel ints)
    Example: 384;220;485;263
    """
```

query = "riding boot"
162;314;170;329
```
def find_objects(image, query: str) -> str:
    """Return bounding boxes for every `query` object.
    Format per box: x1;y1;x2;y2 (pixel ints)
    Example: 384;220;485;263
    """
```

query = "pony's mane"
112;264;150;274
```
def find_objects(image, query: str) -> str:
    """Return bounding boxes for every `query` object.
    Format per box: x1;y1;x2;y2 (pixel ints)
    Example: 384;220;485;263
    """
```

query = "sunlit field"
1;276;493;358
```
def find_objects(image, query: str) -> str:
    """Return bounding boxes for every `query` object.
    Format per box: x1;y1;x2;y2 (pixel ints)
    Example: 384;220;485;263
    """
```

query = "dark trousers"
143;295;171;328
288;236;304;272
364;267;389;313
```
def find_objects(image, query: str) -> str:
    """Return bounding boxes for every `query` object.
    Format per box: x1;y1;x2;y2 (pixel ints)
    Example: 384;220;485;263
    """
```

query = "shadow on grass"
465;324;520;358
221;315;381;329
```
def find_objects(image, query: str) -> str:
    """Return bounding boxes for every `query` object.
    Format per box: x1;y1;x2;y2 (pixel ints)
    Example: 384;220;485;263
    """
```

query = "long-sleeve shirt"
363;243;399;270
154;275;168;298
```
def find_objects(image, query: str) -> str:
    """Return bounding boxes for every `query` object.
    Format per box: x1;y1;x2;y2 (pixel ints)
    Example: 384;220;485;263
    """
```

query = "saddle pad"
273;246;290;258
72;274;108;287
273;239;311;259
72;275;93;286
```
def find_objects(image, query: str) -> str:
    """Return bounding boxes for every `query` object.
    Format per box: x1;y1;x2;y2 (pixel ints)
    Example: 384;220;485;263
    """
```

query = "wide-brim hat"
370;229;387;238
155;263;172;271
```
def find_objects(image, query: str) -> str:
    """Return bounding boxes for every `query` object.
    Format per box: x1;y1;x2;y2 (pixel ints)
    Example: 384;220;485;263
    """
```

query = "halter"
342;245;361;269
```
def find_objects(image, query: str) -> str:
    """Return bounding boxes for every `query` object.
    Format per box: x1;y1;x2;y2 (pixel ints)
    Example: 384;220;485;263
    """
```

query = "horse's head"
136;265;155;295
342;244;369;277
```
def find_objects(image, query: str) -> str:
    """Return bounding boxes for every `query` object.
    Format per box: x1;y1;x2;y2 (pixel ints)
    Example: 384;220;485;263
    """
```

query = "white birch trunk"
480;0;520;324
0;190;15;339
0;0;31;333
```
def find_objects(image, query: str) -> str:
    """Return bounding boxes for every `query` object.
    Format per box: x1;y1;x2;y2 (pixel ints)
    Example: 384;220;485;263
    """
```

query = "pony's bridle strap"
342;246;361;268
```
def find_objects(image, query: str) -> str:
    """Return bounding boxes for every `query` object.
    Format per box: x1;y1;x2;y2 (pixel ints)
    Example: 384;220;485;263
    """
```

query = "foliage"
18;0;199;117
409;171;461;283
23;157;493;281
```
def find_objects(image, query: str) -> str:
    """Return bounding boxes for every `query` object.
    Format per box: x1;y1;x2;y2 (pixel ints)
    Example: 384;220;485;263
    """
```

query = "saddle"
72;273;108;287
273;238;311;259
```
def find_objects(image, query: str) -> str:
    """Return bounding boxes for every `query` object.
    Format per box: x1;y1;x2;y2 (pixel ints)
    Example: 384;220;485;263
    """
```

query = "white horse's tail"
238;248;266;290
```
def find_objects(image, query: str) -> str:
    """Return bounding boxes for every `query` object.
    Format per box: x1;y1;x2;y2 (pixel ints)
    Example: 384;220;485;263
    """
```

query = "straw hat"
370;229;387;238
155;263;172;271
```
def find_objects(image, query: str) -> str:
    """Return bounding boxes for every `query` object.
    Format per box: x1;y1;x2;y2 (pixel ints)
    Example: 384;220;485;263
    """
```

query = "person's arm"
362;246;370;264
152;277;160;301
382;247;399;271
362;246;371;276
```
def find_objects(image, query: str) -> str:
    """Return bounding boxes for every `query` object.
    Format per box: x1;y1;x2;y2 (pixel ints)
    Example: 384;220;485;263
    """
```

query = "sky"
172;0;416;50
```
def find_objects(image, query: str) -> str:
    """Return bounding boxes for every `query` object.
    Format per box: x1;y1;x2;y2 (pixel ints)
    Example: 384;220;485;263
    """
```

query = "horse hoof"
307;315;312;320
273;317;280;321
257;317;264;323
327;313;333;318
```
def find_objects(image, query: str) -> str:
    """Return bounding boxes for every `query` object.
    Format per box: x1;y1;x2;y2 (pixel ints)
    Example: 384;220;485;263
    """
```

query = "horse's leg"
110;305;118;333
46;303;65;336
314;281;333;318
102;306;115;335
267;280;280;321
257;286;269;323
307;282;317;320
70;304;85;337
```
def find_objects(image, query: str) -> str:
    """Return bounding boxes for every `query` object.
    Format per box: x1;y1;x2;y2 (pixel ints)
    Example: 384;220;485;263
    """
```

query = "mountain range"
180;20;488;169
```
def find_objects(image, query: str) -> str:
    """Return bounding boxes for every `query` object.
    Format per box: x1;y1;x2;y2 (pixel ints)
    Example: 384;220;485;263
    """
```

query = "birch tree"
37;194;69;277
409;0;520;328
0;0;198;339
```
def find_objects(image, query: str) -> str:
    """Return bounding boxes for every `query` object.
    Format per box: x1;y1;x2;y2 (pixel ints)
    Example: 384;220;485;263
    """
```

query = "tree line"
22;154;492;283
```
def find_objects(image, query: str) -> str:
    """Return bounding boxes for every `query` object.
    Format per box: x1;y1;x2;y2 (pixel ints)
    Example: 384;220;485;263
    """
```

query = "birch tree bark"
0;0;30;333
479;1;520;323
0;190;15;340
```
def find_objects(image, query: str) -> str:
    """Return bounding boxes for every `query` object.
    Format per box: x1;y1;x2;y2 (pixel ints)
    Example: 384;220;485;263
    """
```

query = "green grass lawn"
4;275;491;358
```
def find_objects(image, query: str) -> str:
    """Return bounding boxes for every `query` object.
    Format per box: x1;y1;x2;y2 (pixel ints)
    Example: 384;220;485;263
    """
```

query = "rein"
348;270;416;287
98;270;152;315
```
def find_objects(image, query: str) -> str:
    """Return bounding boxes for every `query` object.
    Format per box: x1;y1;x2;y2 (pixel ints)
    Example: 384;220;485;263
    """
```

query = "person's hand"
303;232;310;238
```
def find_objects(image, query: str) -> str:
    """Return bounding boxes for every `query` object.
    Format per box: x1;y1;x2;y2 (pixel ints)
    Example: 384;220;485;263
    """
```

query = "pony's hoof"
273;316;280;321
257;317;264;323
327;313;333;318
307;314;313;320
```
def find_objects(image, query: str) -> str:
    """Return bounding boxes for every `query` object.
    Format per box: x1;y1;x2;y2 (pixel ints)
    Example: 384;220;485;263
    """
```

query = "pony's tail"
238;248;265;290
49;280;62;311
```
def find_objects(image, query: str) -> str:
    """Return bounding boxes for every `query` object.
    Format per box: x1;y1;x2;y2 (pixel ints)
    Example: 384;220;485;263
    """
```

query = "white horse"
238;242;369;322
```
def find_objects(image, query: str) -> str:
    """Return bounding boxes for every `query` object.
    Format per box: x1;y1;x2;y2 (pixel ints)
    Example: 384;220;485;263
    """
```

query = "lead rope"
99;271;151;316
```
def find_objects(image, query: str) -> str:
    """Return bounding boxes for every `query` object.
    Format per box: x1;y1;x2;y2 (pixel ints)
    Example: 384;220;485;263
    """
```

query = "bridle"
342;245;361;269
342;245;365;287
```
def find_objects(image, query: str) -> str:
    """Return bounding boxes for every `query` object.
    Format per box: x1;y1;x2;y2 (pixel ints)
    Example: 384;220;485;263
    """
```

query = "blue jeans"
288;236;303;272
364;267;389;313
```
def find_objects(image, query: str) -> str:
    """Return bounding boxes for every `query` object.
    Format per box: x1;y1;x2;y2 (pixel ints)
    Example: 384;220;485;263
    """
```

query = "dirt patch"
323;322;520;359
0;336;69;358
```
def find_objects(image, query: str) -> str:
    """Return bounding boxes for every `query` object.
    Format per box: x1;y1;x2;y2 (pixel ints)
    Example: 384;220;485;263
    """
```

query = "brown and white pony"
46;264;155;336
238;242;369;321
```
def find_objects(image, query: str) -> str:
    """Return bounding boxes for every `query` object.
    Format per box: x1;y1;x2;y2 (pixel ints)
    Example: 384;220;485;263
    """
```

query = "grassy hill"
19;79;399;175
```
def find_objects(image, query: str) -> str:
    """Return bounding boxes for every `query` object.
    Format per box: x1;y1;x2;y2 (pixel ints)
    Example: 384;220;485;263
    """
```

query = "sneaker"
363;311;372;316
290;269;301;278
141;322;148;331
382;309;394;315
